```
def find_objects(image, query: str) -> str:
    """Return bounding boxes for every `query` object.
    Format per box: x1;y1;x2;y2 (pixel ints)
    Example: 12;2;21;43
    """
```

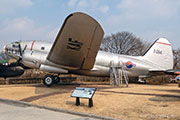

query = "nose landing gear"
43;74;60;87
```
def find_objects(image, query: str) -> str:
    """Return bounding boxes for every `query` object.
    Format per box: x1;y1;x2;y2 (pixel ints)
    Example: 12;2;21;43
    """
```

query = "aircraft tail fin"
143;38;174;70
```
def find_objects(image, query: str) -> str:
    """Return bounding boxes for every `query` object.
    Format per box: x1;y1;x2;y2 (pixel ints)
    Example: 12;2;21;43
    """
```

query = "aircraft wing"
47;12;104;70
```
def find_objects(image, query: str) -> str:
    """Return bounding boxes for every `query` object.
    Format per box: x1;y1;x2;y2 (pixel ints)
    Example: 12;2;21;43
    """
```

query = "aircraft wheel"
53;76;60;84
43;74;54;87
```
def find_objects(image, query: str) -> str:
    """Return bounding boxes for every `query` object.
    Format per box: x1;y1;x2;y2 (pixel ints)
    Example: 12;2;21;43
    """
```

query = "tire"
53;76;60;84
43;74;54;87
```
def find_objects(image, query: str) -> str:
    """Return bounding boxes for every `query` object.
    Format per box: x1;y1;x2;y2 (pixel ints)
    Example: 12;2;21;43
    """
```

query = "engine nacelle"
22;50;47;68
40;64;68;73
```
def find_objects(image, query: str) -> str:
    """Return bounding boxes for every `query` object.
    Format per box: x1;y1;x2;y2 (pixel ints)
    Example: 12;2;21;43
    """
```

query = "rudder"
143;38;174;70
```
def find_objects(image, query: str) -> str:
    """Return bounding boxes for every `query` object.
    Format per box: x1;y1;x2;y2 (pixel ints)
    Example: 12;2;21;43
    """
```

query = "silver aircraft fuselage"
4;40;165;78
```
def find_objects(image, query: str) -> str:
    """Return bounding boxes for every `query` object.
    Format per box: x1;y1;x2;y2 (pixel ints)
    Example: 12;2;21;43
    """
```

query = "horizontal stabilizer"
149;69;166;76
165;69;180;75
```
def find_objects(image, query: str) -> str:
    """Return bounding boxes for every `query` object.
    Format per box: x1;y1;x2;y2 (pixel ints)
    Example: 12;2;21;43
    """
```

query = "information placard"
71;87;96;99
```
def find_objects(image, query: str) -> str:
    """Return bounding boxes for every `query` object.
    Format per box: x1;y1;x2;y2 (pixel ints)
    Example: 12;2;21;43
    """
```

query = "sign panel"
71;87;96;99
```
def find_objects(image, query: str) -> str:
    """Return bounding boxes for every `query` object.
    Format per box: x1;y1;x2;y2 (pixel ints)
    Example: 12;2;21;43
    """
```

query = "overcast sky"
0;0;180;51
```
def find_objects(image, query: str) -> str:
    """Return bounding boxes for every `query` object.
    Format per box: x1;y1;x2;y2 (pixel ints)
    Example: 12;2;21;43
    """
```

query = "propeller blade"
18;42;22;57
22;45;27;53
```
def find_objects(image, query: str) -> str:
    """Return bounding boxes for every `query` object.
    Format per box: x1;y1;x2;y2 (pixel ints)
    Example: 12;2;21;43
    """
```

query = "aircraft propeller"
8;42;29;69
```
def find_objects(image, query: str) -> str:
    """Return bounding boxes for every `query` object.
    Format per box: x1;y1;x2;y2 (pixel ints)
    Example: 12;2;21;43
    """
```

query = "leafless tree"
173;48;180;69
100;31;150;56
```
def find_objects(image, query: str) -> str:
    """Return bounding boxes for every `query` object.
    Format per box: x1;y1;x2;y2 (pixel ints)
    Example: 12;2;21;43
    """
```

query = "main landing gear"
43;74;60;87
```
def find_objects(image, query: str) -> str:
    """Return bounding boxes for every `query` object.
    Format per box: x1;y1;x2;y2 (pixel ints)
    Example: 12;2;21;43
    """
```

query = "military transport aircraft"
4;12;174;87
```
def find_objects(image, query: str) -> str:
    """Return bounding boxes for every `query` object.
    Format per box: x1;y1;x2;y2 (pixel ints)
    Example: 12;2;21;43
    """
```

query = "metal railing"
110;60;128;87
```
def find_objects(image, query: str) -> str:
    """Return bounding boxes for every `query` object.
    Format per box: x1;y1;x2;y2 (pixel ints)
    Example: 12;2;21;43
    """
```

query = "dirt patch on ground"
0;83;180;120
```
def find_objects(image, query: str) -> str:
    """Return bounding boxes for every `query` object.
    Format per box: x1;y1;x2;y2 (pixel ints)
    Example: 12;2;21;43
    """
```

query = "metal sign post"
71;87;96;107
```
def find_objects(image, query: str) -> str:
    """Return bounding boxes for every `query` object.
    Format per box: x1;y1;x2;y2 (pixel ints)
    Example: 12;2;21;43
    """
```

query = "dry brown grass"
0;83;179;120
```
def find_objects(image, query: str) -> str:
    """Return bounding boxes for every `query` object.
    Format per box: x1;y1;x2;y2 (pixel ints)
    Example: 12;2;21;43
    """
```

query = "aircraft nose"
3;44;7;54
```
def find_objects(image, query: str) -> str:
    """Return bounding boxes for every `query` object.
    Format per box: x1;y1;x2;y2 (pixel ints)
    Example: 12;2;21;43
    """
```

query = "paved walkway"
0;102;101;120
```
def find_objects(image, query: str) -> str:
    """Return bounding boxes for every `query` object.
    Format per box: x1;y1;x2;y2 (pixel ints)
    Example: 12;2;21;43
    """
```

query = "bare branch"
100;31;149;56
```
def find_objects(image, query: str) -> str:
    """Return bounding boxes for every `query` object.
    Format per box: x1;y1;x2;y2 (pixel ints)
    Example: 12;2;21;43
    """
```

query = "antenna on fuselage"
20;32;22;41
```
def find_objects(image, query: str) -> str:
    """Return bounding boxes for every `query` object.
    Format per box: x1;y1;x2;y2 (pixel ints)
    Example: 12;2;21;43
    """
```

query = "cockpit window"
12;42;19;48
41;47;45;50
